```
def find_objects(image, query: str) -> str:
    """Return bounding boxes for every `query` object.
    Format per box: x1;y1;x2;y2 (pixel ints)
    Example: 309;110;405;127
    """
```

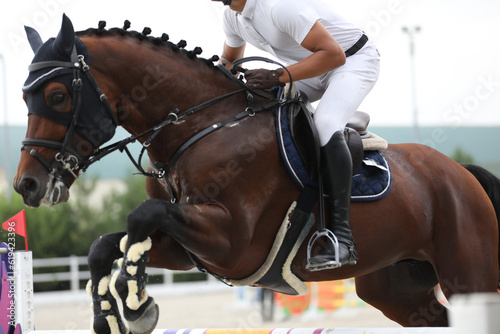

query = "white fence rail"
32;256;219;293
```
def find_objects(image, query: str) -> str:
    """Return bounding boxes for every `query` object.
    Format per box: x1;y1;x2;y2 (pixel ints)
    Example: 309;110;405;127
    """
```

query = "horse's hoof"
126;297;159;334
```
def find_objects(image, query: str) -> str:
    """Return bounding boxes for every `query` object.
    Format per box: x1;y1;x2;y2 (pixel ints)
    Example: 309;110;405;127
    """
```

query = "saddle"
287;90;366;182
232;89;392;296
205;87;392;296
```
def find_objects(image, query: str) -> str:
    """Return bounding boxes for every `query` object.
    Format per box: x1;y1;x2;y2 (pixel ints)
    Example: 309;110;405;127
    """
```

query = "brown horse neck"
80;34;247;159
82;35;241;125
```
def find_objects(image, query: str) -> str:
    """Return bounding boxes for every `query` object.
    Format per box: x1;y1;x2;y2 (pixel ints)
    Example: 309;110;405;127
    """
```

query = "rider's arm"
220;41;246;70
280;20;345;84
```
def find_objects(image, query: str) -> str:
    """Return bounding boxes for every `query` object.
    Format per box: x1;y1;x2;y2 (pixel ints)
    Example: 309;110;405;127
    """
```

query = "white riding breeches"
294;41;380;146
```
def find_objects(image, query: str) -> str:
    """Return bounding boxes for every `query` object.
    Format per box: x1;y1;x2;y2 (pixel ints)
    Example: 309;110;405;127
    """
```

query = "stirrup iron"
305;229;340;272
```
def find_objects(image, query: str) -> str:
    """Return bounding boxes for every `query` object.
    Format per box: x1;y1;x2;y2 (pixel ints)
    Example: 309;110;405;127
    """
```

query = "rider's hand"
245;68;285;89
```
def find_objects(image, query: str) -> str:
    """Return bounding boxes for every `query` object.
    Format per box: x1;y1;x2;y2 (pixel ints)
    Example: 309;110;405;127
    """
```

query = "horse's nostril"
21;177;39;194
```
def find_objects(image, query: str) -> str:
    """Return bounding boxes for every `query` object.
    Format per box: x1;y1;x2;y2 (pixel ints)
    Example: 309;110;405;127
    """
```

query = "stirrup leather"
305;229;341;271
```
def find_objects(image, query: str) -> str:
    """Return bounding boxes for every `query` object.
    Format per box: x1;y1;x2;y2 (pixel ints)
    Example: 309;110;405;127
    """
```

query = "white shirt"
222;0;363;65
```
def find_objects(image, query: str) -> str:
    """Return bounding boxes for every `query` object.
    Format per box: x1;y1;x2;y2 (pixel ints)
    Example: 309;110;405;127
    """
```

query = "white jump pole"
14;250;35;333
449;293;500;334
1;246;35;333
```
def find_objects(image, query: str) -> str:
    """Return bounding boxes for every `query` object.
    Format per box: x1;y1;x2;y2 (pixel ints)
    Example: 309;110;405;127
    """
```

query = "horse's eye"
51;93;66;106
43;83;71;112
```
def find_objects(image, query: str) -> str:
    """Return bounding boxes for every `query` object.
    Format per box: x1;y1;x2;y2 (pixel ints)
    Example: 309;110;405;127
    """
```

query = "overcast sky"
1;0;499;127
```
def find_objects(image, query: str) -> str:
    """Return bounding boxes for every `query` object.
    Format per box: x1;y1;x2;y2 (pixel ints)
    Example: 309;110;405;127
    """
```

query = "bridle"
22;45;118;183
23;42;295;201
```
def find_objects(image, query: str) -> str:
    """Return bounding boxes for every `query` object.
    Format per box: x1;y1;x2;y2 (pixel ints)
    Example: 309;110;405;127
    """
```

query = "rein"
146;61;296;202
85;86;249;180
25;48;297;201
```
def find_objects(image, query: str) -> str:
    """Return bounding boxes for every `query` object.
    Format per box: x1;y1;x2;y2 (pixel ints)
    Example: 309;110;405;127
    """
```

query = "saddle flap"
288;92;320;180
288;92;364;176
345;127;363;174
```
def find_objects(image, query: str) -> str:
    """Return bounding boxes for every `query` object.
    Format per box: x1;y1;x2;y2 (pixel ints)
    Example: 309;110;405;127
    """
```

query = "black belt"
345;34;368;57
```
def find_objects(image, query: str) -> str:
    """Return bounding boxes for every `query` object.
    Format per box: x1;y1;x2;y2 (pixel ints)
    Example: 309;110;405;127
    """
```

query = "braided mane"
76;20;220;67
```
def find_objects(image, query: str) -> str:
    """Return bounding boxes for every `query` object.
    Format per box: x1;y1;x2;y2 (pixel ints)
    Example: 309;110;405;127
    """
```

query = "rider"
212;0;380;270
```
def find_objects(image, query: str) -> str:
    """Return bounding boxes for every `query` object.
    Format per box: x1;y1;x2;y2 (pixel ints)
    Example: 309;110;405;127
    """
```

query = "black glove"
245;68;285;89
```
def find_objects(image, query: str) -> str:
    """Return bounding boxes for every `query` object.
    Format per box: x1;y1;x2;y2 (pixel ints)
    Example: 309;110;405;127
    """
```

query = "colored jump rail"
28;329;455;334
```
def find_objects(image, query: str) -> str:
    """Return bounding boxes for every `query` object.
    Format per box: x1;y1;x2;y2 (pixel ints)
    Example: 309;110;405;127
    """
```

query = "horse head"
14;14;118;207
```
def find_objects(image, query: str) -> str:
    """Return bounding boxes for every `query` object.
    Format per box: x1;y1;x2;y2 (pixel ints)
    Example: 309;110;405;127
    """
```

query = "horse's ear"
52;14;75;58
25;26;43;53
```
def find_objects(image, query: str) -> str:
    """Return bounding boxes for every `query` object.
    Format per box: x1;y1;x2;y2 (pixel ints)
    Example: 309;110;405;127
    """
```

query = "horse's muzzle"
14;175;41;207
14;173;69;207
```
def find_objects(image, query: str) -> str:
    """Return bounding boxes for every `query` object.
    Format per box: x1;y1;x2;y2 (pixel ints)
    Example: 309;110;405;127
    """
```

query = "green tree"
0;174;147;258
450;146;475;164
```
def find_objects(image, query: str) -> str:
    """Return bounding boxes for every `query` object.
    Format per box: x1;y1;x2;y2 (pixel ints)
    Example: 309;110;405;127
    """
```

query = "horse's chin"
34;177;70;208
42;178;70;207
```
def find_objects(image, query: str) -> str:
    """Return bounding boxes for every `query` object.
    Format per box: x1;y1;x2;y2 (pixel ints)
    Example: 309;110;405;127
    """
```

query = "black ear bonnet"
22;36;116;148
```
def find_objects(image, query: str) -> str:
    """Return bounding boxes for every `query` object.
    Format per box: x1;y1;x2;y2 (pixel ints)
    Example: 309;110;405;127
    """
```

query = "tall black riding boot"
307;130;358;271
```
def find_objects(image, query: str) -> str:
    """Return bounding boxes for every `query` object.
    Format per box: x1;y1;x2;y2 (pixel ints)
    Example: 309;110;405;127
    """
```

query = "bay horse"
14;15;500;333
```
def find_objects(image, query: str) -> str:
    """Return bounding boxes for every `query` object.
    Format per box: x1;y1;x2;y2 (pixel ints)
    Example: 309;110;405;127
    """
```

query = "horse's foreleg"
109;200;170;334
124;198;236;267
109;233;159;334
88;231;128;334
110;198;234;334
